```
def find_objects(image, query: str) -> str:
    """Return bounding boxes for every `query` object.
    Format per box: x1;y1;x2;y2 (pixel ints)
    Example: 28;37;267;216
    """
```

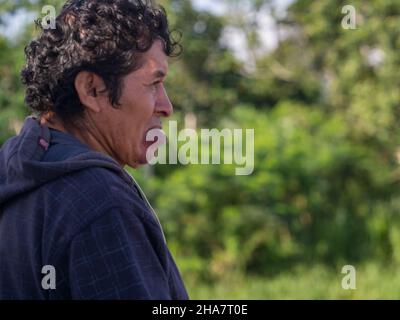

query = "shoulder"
42;166;146;238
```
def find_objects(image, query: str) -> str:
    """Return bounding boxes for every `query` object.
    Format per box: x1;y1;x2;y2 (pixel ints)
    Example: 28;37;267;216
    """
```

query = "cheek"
118;94;155;142
128;119;147;147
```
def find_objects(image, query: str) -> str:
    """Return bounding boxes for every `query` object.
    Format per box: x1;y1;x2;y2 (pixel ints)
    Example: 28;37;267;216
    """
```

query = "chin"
131;153;150;168
127;162;140;169
126;157;147;168
124;144;149;168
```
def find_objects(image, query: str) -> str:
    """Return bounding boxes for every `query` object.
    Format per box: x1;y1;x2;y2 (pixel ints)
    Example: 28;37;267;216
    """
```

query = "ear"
74;71;106;113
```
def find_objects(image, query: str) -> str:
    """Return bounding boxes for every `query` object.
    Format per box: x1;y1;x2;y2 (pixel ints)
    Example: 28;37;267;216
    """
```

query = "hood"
0;117;133;205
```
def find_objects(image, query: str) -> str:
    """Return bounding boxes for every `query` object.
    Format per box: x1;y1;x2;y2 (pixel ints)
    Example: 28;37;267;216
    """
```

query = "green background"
1;0;400;299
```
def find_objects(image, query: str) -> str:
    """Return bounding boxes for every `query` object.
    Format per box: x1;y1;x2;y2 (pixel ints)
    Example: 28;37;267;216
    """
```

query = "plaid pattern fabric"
0;119;188;300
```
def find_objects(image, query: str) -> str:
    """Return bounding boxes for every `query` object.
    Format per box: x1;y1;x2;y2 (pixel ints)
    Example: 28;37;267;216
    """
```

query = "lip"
144;126;166;145
149;126;162;130
147;122;163;131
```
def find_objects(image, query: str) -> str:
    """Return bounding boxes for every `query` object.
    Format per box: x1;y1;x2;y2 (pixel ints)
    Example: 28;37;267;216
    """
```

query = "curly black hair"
21;0;181;124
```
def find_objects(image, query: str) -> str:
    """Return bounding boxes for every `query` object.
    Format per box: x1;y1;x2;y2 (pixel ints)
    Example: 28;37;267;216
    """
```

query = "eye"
150;81;162;92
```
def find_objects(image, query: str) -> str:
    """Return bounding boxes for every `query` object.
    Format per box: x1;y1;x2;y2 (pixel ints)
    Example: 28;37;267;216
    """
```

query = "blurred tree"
0;0;67;144
159;0;244;126
135;0;400;282
2;0;400;290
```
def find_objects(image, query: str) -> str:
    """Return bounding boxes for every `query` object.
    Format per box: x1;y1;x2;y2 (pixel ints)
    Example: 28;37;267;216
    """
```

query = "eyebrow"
152;69;167;79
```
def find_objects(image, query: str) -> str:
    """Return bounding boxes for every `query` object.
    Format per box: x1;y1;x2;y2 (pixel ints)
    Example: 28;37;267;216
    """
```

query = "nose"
155;84;173;118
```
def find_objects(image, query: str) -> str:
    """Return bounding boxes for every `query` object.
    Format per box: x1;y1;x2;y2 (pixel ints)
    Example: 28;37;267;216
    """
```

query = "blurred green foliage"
2;0;400;298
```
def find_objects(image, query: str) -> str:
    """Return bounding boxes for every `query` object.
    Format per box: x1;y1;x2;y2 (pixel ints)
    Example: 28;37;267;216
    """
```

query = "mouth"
144;126;166;146
149;126;162;131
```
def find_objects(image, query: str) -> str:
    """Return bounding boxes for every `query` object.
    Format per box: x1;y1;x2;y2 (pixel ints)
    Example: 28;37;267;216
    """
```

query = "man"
0;0;188;299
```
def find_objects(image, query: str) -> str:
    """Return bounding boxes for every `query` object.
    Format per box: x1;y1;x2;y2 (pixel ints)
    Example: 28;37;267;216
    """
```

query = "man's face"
96;40;172;167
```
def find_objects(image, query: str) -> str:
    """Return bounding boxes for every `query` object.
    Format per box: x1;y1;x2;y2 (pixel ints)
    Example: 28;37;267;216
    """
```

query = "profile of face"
74;39;173;168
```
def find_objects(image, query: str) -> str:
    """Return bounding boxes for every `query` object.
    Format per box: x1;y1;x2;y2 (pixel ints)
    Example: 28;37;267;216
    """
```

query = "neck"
39;114;125;167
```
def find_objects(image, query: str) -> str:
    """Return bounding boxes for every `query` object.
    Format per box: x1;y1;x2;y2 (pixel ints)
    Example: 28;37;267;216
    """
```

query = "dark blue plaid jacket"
0;117;188;300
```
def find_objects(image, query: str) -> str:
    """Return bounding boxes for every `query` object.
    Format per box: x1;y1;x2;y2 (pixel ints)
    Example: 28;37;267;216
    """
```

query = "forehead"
138;40;168;75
